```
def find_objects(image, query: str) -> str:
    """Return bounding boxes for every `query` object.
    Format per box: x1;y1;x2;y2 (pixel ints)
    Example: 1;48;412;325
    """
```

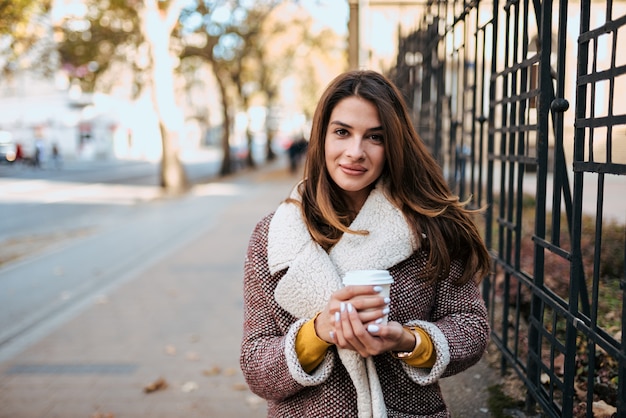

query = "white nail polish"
340;302;346;312
384;297;391;304
367;324;380;333
382;307;390;315
335;312;341;322
373;286;383;293
375;318;384;324
347;303;354;313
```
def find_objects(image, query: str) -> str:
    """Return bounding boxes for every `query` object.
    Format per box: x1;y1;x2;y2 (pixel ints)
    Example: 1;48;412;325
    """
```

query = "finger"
342;302;373;356
351;302;390;326
336;285;383;300
333;304;350;348
350;294;390;310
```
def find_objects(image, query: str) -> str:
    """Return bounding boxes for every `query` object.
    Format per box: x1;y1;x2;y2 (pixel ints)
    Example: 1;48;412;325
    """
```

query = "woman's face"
324;96;386;211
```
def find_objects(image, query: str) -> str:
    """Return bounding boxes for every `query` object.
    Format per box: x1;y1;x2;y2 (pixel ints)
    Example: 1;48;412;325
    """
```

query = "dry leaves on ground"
144;377;168;393
592;400;617;418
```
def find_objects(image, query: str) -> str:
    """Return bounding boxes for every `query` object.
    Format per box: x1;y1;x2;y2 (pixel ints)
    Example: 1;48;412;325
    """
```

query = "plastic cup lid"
342;269;394;285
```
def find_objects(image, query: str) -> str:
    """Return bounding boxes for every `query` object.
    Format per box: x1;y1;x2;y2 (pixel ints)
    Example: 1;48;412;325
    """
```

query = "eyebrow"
329;120;383;132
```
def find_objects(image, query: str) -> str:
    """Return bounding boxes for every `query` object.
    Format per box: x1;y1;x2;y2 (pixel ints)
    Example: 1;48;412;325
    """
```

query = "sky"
300;0;349;36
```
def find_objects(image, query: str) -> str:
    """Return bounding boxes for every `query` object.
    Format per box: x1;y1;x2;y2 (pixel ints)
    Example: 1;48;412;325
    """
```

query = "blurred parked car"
0;131;17;163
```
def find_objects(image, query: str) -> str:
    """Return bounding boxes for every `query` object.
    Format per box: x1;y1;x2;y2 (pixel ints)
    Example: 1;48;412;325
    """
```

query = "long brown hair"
296;70;490;284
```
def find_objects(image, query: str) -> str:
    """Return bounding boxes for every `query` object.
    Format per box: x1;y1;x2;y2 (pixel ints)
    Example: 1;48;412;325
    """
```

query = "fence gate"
392;0;626;416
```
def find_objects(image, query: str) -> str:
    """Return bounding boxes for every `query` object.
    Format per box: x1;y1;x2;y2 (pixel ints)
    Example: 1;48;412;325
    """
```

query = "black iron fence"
390;0;626;416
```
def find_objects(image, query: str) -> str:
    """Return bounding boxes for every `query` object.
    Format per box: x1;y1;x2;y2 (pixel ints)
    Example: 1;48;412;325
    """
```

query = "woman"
240;70;491;417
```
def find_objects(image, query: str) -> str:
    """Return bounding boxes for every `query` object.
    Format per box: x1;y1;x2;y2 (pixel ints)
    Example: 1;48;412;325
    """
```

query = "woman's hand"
314;285;418;357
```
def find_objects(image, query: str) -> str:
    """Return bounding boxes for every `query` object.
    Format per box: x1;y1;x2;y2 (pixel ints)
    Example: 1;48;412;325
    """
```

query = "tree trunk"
245;128;256;168
140;0;188;193
159;123;187;190
265;127;276;161
217;75;233;176
264;91;278;161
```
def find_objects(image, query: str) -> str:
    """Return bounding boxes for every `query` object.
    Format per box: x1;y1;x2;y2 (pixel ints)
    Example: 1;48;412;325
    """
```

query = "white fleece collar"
267;181;418;418
268;181;417;318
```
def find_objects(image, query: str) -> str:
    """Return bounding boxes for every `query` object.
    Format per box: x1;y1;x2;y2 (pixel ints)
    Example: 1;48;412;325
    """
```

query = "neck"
346;190;371;215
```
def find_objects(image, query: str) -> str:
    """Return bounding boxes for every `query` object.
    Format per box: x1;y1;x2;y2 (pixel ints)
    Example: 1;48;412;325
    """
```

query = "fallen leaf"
144;377;168;393
574;382;586;400
164;345;176;356
91;414;114;418
223;367;237;376
232;383;248;391
553;354;565;375
592;400;616;418
203;366;221;376
603;311;616;321
186;351;199;361
181;381;199;392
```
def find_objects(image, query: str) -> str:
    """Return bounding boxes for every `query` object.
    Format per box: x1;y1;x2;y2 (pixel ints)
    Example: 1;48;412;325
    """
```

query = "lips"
340;164;367;175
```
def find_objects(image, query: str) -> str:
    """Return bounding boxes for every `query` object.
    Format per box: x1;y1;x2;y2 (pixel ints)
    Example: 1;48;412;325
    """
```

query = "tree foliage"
178;0;345;173
50;0;348;179
257;2;346;120
0;0;54;76
54;1;141;93
178;0;282;174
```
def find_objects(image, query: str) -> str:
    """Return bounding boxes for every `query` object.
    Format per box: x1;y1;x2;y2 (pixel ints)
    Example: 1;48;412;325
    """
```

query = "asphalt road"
0;148;230;358
0;148;223;242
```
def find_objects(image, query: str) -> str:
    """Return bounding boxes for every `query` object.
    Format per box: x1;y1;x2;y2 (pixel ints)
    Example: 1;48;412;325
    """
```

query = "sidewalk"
0;158;500;417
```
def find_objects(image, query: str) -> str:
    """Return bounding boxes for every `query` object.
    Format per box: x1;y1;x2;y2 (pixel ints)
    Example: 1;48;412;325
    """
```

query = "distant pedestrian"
34;139;43;168
240;70;491;417
51;143;62;169
15;143;23;162
287;134;308;173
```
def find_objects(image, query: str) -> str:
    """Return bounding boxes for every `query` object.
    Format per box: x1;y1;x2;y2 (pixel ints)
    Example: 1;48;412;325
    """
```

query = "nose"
346;137;365;159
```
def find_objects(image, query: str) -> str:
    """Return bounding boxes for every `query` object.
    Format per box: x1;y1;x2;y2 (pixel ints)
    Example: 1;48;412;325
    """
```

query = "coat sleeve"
430;259;490;378
239;215;333;401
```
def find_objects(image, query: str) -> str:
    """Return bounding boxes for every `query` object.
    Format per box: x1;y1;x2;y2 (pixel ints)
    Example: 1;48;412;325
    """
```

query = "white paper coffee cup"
342;270;394;323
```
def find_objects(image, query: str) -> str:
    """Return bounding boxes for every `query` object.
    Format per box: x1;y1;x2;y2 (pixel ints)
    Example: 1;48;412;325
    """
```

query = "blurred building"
0;69;133;163
348;0;426;72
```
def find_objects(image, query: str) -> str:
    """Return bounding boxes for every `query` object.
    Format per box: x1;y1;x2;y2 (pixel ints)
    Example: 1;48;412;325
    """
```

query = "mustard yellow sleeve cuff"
400;326;437;368
295;313;333;374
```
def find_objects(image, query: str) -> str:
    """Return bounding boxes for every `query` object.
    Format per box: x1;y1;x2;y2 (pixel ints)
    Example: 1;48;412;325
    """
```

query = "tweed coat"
240;182;490;417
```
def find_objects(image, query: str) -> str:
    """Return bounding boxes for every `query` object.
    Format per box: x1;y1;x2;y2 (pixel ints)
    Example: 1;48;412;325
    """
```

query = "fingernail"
375;318;384;324
384;297;391;304
367;324;380;333
373;285;383;293
340;302;346;312
347;303;354;313
382;307;390;315
335;312;341;322
329;331;335;340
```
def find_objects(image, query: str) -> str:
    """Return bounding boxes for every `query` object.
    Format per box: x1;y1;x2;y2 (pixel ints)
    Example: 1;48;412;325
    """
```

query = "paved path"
0;159;498;417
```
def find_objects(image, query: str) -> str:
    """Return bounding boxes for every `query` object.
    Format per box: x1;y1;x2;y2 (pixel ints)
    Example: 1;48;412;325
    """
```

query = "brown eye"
368;134;384;144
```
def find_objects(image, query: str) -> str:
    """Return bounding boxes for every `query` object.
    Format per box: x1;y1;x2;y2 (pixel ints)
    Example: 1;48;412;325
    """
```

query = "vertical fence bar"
526;0;551;411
